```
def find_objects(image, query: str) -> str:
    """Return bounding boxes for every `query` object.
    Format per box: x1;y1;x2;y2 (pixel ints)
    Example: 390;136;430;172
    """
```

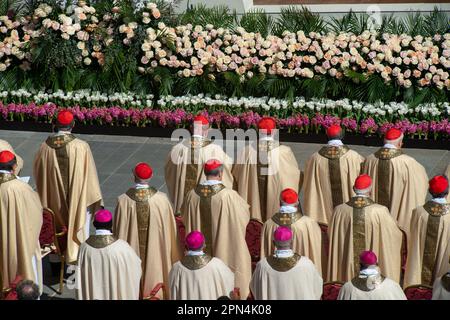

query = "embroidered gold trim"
180;255;212;270
318;145;350;160
195;183;225;256
85;235;117;249
441;273;450;292
125;187;157;202
257;141;270;221
421;205;442;285
376;158;391;209
266;254;301;272
352;205;367;275
423;201;450;217
374;148;403;160
55;146;70;205
351;275;386;292
272;211;302;227
0;173;16;185
347;197;375;208
45;134;76;149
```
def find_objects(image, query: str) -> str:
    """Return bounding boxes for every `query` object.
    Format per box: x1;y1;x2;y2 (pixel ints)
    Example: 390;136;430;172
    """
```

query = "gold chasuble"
0;173;43;292
33;134;103;264
328;196;402;283
181;183;252;299
250;255;323;300
338;274;407;300
165;137;234;213
232;141;301;222
76;235;142;300
361;148;428;235
114;187;181;299
260;211;322;273
303;145;364;225
404;201;450;288
0;139;24;175
169;255;235;300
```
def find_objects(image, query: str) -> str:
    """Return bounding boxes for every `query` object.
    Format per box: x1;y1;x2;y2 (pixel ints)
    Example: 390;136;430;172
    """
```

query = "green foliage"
329;11;370;34
177;4;235;30
239;9;274;37
274;6;328;36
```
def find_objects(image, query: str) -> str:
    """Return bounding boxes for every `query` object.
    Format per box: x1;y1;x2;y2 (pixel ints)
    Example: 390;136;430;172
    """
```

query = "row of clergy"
0;110;449;300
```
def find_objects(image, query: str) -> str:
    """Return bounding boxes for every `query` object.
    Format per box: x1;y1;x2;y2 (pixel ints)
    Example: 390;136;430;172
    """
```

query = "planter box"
0;120;448;150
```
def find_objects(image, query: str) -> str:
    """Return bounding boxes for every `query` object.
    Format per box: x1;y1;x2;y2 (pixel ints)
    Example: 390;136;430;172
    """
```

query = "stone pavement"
1;129;449;299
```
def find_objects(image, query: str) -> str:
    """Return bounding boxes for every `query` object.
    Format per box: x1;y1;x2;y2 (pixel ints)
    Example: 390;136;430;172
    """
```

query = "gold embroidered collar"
186;137;212;149
0;173;16;185
125;187;157;202
46;134;76;149
423;201;450;217
195;183;225;198
318;145;349;159
85;235;117;249
347;197;375;208
374;147;403;160
272;211;302;227
181;255;212;270
266;254;301;272
257;140;279;153
351;275;386;292
441;273;450;292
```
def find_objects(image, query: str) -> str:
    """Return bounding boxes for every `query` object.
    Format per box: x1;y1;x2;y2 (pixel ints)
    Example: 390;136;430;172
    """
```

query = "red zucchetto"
185;231;205;250
204;159;222;174
258;117;276;135
94;209;112;223
0;151;15;164
193;115;209;126
360;250;377;266
354;174;372;191
429;175;449;195
273;226;293;243
326;125;342;139
385;128;403;141
134;162;153;180
280;188;298;205
56;110;74;126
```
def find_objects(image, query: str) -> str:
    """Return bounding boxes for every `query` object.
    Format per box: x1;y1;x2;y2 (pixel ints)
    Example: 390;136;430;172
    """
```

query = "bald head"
16;280;40;300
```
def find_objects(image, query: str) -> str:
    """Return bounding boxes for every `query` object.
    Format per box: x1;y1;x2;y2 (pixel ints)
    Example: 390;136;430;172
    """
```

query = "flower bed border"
1;120;448;150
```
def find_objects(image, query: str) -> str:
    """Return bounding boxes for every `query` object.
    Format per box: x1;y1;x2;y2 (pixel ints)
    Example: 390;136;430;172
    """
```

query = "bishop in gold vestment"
0;139;23;175
77;210;142;300
404;175;450;288
338;251;406;300
169;231;234;300
303;125;364;226
0;151;43;292
33;111;103;264
114;162;181;299
165;115;233;213
232;117;301;222
361;128;428;235
251;226;323;300
328;174;402;283
181;159;251;299
260;188;322;273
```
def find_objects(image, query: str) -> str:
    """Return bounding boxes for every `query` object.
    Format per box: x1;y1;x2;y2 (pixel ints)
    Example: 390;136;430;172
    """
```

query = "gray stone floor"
1;129;449;299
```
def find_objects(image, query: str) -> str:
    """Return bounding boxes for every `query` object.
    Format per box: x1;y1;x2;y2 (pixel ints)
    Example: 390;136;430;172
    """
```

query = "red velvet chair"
322;281;344;300
404;285;433;300
39;208;68;294
143;283;165;300
1;275;24;300
245;219;263;272
175;215;186;250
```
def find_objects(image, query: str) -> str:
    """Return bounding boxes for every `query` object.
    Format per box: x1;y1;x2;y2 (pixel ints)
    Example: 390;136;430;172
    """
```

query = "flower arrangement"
0;2;449;105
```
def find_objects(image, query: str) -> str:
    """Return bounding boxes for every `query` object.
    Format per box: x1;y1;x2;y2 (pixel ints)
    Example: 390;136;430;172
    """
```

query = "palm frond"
423;7;450;36
274;6;327;36
239;9;274;37
177;4;235;30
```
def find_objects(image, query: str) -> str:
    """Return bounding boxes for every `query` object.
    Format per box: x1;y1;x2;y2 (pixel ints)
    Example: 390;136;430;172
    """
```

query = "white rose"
83;57;91;65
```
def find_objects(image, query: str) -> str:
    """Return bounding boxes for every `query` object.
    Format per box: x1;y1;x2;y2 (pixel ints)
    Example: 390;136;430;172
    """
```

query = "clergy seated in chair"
260;188;322;274
404;285;433;300
16;280;40;300
404;175;450;289
76;209;142;300
338;251;406;300
432;258;450;300
169;231;234;300
250;226;323;300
